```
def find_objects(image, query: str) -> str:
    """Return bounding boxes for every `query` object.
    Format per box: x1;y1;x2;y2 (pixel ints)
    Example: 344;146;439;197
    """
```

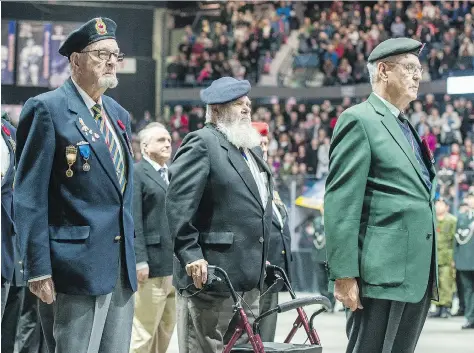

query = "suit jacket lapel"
65;79;121;195
142;159;167;191
207;125;264;209
368;94;428;194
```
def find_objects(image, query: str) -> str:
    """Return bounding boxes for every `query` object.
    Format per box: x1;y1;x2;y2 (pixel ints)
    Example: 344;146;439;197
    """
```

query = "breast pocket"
361;226;408;286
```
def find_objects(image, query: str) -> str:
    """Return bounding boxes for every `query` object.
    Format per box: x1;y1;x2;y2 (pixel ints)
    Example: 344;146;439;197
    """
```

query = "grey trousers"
39;245;134;353
345;285;431;353
176;289;259;353
258;291;279;342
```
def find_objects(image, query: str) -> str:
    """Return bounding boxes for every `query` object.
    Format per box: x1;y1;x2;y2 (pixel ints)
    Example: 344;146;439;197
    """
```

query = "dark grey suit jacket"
166;124;273;292
133;159;173;278
267;202;292;275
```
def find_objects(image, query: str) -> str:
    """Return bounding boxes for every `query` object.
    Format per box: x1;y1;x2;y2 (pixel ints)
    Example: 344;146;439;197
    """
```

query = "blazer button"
114;235;122;242
259;237;264;243
281;250;286;255
19;261;22;265
426;233;432;239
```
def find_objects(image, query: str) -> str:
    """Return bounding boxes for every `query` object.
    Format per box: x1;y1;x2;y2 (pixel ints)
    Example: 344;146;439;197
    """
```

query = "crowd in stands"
166;1;474;87
166;1;298;87
296;0;474;86
130;92;474;210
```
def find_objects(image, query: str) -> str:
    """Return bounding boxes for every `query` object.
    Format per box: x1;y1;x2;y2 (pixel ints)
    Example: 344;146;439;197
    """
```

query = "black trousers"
345;284;431;353
315;262;335;310
1;286;43;353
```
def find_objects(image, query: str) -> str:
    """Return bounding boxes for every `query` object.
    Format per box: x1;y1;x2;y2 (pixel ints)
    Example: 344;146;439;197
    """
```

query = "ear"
70;53;80;69
378;62;388;82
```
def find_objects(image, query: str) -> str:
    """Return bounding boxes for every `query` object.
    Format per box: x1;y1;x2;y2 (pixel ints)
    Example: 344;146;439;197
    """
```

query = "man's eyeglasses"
383;61;423;75
80;49;124;62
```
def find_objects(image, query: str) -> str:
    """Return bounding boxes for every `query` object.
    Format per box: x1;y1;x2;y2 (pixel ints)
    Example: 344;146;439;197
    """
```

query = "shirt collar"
71;78;103;111
143;155;167;172
373;92;401;118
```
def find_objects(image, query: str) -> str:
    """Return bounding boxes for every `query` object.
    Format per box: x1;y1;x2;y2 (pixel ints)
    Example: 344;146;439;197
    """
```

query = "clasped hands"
334;277;364;312
29;278;56;304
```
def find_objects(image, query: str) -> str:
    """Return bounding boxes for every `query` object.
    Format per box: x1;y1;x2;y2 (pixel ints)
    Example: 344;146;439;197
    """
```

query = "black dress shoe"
461;322;474;329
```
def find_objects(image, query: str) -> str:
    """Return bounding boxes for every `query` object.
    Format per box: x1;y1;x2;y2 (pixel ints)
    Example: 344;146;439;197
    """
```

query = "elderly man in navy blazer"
14;18;136;353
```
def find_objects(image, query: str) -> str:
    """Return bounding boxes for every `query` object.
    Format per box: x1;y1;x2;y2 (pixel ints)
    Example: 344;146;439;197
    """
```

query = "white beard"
98;75;118;89
217;119;261;150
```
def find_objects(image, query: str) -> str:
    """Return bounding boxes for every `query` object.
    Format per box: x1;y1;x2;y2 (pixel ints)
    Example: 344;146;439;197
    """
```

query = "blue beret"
368;38;424;63
59;17;117;58
200;77;251;105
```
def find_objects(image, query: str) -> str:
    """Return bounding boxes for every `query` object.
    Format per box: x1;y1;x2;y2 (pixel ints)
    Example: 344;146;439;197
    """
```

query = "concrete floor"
165;292;472;353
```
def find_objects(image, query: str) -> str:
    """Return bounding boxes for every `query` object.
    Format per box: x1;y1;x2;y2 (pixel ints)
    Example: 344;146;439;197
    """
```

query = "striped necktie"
159;167;169;185
92;104;126;193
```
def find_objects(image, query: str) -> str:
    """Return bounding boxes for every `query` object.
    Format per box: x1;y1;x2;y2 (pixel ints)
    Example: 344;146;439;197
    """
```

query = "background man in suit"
1;112;18;318
251;121;292;342
166;77;273;353
14;18;136;353
131;122;176;353
454;189;474;329
324;38;438;353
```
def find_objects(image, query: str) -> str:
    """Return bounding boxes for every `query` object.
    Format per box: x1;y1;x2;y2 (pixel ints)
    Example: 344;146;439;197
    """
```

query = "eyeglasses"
80;49;124;62
384;61;423;75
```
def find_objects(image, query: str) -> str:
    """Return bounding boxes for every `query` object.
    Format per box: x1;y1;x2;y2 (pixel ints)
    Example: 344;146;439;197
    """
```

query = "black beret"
59;17;117;58
368;38;424;63
200;77;251;105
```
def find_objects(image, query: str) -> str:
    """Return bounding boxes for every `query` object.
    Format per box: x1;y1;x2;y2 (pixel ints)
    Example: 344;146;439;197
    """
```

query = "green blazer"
324;93;438;304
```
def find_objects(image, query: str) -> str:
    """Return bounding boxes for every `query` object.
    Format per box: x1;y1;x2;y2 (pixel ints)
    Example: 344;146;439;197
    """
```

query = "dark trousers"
345;285;431;353
1;286;43;353
459;270;474;323
315;263;335;309
456;270;465;312
258;291;279;342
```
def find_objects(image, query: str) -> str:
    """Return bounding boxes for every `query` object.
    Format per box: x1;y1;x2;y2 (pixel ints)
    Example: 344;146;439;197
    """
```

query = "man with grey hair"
131;122;176;353
325;38;438;353
14;17;136;353
166;77;273;353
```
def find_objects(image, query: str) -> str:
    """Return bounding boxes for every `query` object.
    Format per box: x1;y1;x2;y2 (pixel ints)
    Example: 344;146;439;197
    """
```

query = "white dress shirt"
242;148;269;208
1;136;10;180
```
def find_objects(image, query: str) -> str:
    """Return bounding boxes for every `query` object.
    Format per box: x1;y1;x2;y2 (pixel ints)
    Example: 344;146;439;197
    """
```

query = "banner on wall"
1;20;17;85
16;21;51;87
49;22;81;88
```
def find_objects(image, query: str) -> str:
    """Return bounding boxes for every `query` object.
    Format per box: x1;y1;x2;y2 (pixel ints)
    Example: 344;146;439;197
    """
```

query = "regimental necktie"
92;104;126;193
159;167;169;185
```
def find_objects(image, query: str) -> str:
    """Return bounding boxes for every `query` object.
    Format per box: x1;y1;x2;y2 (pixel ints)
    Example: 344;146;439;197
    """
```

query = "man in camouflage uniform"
454;189;474;329
429;198;457;318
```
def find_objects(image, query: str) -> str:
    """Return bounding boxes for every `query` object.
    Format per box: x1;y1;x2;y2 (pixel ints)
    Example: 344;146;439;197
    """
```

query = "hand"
29;278;56;304
137;266;149;283
185;259;208;289
334;278;363;312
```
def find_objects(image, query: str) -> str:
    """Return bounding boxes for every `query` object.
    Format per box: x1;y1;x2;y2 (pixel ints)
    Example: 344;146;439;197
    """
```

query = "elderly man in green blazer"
325;38;438;353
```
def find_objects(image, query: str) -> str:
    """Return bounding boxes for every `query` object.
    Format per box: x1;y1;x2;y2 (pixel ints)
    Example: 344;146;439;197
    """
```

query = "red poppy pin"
2;125;11;136
117;120;126;131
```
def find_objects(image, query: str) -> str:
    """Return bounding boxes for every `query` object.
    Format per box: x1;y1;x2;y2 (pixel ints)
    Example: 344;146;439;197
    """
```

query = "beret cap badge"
95;18;107;35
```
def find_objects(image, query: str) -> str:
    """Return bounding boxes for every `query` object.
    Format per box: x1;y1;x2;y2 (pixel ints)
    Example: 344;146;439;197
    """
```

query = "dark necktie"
398;112;432;190
159;167;169;185
92;104;126;193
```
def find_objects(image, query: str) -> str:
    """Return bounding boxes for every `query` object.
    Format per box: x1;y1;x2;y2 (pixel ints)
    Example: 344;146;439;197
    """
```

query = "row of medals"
66;145;90;178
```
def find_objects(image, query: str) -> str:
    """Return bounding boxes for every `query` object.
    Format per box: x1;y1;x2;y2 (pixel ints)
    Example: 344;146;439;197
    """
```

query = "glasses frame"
80;49;125;62
382;61;424;75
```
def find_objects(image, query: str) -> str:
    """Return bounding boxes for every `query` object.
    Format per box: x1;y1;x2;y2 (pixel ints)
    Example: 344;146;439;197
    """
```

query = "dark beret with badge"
59;17;117;58
200;77;251;105
368;37;424;63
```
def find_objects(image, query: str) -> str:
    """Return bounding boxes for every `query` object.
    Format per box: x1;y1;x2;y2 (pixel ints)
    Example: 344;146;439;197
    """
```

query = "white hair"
366;61;377;87
205;105;212;123
138;122;167;154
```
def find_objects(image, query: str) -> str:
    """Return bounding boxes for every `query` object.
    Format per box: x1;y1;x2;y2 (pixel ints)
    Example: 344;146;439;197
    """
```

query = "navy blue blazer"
2;118;17;284
14;78;137;295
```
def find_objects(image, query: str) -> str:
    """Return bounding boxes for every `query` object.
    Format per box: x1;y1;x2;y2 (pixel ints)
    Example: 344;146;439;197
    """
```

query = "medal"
65;145;77;177
78;143;91;172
